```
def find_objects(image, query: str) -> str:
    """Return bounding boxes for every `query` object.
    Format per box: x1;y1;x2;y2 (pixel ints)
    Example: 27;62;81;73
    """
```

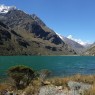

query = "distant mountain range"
56;33;86;54
57;34;95;55
0;5;94;55
0;6;77;55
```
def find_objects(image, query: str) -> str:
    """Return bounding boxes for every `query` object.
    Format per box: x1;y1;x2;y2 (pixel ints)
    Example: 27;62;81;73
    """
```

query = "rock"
68;81;91;90
39;86;58;95
57;86;63;90
39;81;92;95
42;81;51;85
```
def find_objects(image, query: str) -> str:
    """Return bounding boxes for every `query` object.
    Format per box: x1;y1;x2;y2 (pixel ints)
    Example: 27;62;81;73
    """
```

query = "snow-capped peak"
56;33;91;46
56;33;64;40
67;35;90;46
0;4;16;13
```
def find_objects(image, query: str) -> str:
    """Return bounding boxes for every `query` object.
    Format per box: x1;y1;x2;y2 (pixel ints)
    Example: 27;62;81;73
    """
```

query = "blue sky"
0;0;95;43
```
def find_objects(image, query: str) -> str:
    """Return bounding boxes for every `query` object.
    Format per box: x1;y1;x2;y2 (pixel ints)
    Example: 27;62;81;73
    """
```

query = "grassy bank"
0;66;95;95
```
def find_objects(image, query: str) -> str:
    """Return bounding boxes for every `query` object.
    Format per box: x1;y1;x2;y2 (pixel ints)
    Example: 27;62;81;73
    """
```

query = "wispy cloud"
67;35;91;46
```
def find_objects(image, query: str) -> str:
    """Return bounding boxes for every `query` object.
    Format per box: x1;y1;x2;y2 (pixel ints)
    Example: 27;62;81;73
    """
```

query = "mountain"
67;35;90;46
84;46;95;56
56;33;85;54
0;21;31;55
0;8;76;55
90;42;95;47
31;14;46;26
84;42;95;56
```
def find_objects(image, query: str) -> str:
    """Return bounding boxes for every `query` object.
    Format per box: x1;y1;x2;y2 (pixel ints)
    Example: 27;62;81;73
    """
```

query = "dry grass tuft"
70;74;95;84
48;74;95;89
48;77;69;88
84;84;95;95
23;79;41;95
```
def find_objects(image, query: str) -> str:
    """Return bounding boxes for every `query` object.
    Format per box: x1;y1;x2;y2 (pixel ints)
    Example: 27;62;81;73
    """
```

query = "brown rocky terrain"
0;9;76;55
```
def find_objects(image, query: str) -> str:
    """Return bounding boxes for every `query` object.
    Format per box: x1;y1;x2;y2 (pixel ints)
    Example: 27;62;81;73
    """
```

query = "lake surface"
0;56;95;78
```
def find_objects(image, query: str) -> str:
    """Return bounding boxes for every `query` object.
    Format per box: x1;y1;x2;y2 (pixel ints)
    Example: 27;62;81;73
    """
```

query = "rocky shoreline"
0;81;92;95
0;66;95;95
0;77;94;95
39;81;91;95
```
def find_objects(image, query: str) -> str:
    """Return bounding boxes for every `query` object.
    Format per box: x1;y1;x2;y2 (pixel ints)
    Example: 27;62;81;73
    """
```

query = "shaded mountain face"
56;34;85;54
0;9;76;55
2;9;64;45
0;21;30;55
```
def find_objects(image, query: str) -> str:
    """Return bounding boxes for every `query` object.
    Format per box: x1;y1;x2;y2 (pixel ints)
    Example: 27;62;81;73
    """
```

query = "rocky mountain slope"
0;9;76;55
0;21;32;55
84;43;95;56
90;42;95;47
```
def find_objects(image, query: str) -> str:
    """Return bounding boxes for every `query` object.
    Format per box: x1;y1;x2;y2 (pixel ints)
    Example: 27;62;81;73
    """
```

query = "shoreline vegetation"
0;65;95;95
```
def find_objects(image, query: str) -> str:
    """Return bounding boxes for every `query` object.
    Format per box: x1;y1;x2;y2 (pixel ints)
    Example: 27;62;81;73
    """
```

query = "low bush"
8;65;35;89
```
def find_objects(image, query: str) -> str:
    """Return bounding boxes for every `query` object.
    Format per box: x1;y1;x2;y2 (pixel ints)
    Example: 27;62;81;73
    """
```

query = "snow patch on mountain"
56;33;91;46
67;35;90;46
0;4;16;13
56;33;63;40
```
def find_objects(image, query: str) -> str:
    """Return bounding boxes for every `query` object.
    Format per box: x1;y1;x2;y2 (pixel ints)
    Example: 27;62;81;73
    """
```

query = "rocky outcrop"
39;81;91;95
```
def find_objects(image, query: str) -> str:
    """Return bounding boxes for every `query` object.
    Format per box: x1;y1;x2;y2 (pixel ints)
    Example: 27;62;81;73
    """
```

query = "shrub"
39;69;51;81
8;65;35;89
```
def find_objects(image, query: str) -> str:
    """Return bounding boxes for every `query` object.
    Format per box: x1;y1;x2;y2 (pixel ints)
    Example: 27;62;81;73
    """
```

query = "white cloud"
0;4;16;13
67;35;90;46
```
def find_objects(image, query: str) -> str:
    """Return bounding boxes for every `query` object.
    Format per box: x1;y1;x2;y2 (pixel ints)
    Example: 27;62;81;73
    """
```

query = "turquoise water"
0;56;95;78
